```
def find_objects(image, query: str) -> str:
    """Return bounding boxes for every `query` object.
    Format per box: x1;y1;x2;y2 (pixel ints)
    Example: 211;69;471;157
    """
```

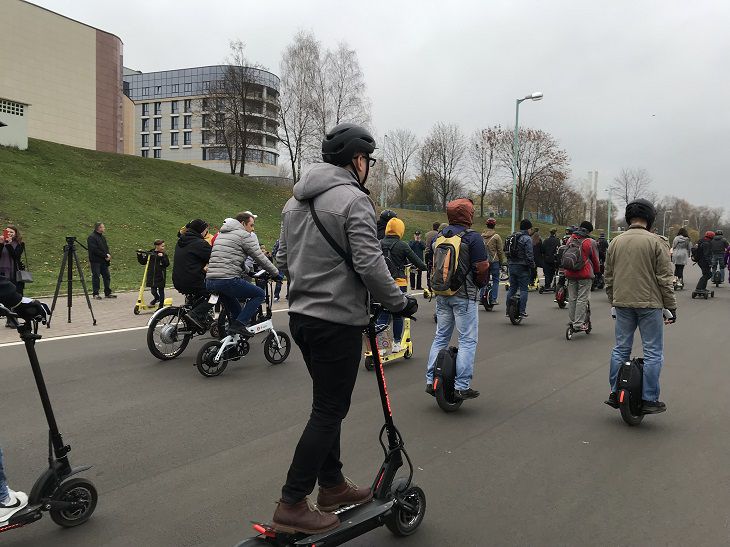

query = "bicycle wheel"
146;307;192;360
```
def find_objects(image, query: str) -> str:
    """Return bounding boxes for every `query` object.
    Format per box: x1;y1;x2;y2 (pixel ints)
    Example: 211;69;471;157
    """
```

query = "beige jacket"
481;229;506;265
604;225;677;309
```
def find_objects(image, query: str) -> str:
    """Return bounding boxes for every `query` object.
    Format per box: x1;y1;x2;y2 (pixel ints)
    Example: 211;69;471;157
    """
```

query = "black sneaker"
104;294;117;299
454;388;480;400
425;384;434;396
227;320;251;337
641;400;667;414
520;312;529;318
185;313;206;331
92;294;102;300
604;392;619;409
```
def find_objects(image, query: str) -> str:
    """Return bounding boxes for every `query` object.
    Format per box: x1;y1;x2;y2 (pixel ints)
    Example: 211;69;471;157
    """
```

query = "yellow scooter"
364;267;414;370
134;250;172;315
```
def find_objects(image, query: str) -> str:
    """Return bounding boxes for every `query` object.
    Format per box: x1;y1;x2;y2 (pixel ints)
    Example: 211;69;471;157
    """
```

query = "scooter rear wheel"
565;326;573;340
385;484;426;536
264;331;291;365
49;477;98;528
196;340;229;377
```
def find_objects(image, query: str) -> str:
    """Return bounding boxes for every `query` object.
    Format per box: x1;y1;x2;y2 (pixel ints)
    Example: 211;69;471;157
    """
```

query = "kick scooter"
133;250;172;315
0;304;98;534
565;301;592;340
236;304;426;546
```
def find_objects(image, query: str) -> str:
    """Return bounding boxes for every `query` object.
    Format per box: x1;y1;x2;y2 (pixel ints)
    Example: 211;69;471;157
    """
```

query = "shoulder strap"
308;199;354;270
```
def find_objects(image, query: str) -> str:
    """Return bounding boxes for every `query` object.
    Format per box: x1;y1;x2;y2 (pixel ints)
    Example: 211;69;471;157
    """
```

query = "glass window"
154;102;161;115
171;117;178;130
171;100;178;114
184;83;192;92
141;118;149;132
202;98;209;111
154;134;161;147
171;133;178;146
142;87;149;96
202;81;210;90
155;85;162;94
184;99;191;113
142;149;149;158
201;131;208;144
215;130;224;144
184;132;191;146
154;118;161;131
154;149;161;159
172;84;179;93
215;113;224;125
201;114;208;128
184;116;192;129
142;103;149;116
142;134;149;147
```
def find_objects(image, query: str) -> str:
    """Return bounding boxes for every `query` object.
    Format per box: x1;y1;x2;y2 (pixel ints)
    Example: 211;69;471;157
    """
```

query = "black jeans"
90;262;111;296
543;263;556;289
409;269;423;290
150;285;165;304
282;313;363;503
695;263;712;291
673;264;685;280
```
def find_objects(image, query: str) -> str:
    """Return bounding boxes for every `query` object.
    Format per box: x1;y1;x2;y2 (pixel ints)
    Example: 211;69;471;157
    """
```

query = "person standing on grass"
87;222;116;299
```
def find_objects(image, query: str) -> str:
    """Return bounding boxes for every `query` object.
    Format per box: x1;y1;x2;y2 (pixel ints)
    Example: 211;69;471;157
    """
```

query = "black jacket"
0;242;25;279
87;231;110;264
710;235;729;255
542;235;560;265
381;236;427;280
172;231;211;293
0;277;22;308
138;249;169;287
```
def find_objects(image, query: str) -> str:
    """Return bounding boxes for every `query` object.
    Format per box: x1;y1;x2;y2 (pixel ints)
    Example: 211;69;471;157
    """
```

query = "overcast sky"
35;0;730;213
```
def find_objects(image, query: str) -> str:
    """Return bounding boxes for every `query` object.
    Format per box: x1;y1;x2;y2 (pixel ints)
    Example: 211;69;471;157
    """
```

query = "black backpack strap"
308;199;355;270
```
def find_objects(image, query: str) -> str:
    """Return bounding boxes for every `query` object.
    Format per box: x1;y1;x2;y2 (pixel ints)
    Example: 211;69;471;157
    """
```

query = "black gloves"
13;299;50;321
665;308;677;324
395;295;419;317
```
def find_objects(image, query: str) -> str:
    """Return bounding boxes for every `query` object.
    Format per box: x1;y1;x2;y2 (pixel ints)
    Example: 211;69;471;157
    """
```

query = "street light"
605;188;612;241
662;210;672;236
511;91;543;233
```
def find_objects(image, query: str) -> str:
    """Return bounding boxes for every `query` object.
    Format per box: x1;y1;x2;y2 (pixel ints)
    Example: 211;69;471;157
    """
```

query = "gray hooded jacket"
207;218;278;279
277;163;407;326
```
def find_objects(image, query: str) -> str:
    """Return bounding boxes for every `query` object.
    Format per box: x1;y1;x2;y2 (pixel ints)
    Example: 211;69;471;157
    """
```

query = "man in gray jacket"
205;212;280;335
273;123;417;534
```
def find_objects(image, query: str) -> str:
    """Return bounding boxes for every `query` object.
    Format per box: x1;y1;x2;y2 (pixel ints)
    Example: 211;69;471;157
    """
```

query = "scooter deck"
242;499;394;547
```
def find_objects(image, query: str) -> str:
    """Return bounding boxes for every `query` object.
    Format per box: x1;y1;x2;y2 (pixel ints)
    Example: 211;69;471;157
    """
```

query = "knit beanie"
187;219;208;235
520;219;533;231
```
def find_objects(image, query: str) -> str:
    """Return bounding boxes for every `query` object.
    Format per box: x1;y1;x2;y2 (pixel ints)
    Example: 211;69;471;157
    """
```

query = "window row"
201;147;277;165
141;116;191;131
141;100;193;116
140;83;195;96
141;133;191;147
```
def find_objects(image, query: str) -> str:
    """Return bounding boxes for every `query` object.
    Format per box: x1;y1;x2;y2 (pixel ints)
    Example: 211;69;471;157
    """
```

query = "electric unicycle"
506;294;522;325
432;347;463;412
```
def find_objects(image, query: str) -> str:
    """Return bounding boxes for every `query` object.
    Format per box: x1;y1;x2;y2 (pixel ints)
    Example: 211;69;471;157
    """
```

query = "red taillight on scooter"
433;379;439;390
253;524;266;534
619;391;625;403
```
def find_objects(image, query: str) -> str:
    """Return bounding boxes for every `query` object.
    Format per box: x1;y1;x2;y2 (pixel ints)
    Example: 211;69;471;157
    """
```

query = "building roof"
21;0;123;44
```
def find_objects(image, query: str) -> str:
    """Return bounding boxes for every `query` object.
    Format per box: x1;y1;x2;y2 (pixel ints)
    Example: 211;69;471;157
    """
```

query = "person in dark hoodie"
710;229;729;283
376;209;397;240
424;198;489;400
87;222;116;299
136;239;170;309
505;219;536;317
274;123;416;534
172;219;212;329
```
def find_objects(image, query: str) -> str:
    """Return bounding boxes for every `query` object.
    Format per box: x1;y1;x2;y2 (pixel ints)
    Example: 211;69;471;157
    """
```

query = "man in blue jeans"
480;217;506;305
604;199;677;413
206;212;281;335
505;219;535;317
425;198;489;400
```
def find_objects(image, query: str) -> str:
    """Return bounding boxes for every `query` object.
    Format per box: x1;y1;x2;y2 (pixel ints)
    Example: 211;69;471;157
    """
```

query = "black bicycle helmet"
716;229;723;236
625;198;656;230
322;123;376;166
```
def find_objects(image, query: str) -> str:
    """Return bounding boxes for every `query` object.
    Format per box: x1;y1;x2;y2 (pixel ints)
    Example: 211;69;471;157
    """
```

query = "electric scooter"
133;250;172;315
0;304;98;534
554;270;567;309
363;317;413;370
235;304;426;546
195;271;291;377
565;301;592;340
432;346;463;412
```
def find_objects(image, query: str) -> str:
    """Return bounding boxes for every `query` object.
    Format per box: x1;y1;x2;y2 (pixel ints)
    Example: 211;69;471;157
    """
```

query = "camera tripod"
48;236;97;327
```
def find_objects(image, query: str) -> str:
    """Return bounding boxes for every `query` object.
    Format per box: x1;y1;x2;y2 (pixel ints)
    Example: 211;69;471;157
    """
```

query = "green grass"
1;139;561;296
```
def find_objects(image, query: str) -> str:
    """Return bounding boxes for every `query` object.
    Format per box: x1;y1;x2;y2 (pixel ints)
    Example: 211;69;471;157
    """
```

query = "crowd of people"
1;120;729;535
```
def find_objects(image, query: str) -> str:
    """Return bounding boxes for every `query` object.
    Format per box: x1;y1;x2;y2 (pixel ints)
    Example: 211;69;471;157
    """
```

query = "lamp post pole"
662;210;672;236
606;188;612;241
510;92;543;233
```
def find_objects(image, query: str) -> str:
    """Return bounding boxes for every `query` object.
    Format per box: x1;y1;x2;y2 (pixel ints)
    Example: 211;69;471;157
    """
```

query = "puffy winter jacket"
206;218;277;280
172;231;211;294
710;235;729;255
671;235;691;266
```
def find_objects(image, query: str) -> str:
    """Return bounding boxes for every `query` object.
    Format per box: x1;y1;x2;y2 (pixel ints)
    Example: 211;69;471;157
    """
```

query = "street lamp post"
662;210;672;236
511;92;543;233
605;188;612;241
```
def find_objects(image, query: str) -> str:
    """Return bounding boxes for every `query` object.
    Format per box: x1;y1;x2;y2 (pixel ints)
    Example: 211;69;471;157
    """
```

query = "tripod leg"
67;245;73;323
73;248;97;326
48;247;69;328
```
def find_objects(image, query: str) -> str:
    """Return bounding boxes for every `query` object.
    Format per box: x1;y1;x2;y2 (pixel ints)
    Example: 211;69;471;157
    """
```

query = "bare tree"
385;129;419;208
422;123;466;211
611;168;653;208
278;31;320;183
200;87;240;174
533;172;582;226
327;42;370;128
468;127;499;217
494;127;570;220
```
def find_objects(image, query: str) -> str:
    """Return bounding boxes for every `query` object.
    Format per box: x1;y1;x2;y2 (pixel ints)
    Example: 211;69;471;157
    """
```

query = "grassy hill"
1;139;560;295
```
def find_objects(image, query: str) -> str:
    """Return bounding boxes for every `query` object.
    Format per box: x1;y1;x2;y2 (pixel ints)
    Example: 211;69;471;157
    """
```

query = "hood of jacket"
293;163;362;202
177;230;204;248
385;218;405;239
446;198;474;227
219;217;245;234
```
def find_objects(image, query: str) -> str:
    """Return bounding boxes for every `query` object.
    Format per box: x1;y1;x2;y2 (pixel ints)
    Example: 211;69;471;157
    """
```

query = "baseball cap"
243;210;258;219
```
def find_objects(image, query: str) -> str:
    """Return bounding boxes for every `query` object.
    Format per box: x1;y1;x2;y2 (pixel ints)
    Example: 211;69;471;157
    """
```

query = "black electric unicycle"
432;347;463;412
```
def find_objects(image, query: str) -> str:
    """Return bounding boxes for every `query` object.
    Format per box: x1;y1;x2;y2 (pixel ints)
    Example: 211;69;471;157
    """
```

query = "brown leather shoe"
272;498;339;535
316;477;373;511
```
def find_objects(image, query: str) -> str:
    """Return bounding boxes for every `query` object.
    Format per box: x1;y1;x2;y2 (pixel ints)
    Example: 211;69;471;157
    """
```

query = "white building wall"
0;99;29;149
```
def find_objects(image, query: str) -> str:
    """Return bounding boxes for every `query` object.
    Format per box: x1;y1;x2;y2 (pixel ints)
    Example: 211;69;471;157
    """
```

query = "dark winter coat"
507;230;535;268
710;235;729;255
531;234;544;268
137;250;169;287
596;236;609;262
376;211;398;240
87;231;110;264
0;242;25;282
542;235;560;265
0;277;22;308
408;239;426;261
382;236;427;281
172;231;211;294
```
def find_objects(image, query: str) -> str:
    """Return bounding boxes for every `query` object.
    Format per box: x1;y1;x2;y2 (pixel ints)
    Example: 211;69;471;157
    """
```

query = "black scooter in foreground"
236;305;426;546
0;304;98;534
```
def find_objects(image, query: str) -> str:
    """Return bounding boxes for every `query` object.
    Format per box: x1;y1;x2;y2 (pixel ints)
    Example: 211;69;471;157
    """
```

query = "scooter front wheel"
264;331;291;365
386;484;426;537
565;326;573;340
196;340;229;377
49;477;98;528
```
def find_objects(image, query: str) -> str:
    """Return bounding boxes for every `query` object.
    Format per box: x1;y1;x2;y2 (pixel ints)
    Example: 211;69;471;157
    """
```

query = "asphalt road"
2;266;728;547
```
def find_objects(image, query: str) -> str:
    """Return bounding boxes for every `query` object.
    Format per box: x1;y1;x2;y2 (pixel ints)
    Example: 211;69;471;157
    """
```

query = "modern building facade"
0;0;124;153
123;66;280;176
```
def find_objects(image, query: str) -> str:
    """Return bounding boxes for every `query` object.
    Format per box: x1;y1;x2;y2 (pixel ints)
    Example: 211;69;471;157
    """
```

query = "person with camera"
0;278;49;524
273;123;416;534
205;212;280;336
87;222;116;299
